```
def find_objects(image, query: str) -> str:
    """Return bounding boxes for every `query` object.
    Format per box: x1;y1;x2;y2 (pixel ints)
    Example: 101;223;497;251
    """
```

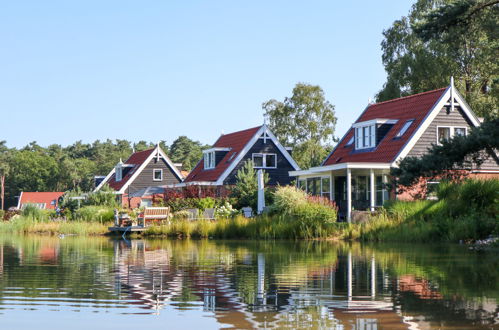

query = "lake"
0;235;496;329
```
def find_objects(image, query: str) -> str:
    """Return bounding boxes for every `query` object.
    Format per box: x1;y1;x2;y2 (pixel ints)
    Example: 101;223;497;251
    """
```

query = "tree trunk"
0;175;4;211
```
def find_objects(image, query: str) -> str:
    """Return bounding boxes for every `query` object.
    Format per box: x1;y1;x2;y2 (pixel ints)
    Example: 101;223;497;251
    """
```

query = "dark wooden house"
182;125;300;188
95;144;184;206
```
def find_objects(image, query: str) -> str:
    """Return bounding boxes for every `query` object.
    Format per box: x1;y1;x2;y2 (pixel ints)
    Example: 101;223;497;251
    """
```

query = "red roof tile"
19;192;65;210
185;126;262;183
107;148;156;191
323;88;447;165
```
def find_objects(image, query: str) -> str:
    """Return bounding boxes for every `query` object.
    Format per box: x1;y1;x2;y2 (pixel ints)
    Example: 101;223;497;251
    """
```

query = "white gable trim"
118;146;184;194
93;167;116;192
214;125;300;185
392;86;481;166
16;191;23;209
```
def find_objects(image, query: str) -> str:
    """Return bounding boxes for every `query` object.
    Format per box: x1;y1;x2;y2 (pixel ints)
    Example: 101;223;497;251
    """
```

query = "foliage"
392;118;499;187
0;217;109;235
377;0;498;118
85;184;119;207
168;136;210;171
361;179;499;242
22;205;53;221
215;201;237;218
231;160;270;210
0;209;4;220
271;186;338;224
73;206;116;222
263;83;337;168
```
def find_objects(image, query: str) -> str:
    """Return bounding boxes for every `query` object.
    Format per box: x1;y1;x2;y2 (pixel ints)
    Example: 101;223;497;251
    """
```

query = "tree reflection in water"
0;235;497;329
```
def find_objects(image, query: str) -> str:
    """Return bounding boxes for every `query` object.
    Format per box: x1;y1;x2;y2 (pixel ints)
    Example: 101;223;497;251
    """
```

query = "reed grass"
0;216;110;235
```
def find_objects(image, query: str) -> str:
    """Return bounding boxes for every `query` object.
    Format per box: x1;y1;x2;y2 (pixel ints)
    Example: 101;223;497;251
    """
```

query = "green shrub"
22;205;53;221
196;197;216;210
0;209;4;220
272;185;307;215
86;184;119;207
73;206;115;222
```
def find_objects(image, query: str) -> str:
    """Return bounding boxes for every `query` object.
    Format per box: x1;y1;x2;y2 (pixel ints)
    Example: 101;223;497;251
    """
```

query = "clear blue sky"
0;0;415;149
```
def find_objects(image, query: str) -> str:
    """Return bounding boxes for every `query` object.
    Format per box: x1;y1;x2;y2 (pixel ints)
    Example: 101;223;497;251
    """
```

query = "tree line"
0;137;210;209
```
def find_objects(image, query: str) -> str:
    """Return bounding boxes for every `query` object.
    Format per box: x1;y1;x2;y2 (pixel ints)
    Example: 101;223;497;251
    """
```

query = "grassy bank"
358;179;498;242
142;215;358;240
0;216;110;235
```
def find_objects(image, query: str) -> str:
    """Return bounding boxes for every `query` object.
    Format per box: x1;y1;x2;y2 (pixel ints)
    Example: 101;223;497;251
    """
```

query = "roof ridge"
372;87;447;107
220;125;262;137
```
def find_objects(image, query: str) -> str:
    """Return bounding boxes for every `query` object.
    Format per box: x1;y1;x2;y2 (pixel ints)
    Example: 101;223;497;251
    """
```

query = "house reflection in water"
111;240;412;329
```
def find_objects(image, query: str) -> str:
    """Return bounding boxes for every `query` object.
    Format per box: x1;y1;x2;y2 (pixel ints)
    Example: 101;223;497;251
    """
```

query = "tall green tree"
0;141;11;210
169;136;209;171
377;0;498;118
231;160;269;210
262;83;337;168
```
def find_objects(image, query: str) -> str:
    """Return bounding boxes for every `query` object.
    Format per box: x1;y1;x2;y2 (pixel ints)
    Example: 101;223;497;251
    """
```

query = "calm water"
0;236;497;329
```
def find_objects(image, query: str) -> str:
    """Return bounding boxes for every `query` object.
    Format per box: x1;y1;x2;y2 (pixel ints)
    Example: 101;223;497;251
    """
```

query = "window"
115;167;122;182
252;153;277;168
437;127;451;144
437;126;467;144
204;151;215;169
454;127;466;137
355;124;376;150
153;169;163;181
426;181;439;200
298;180;306;191
395;120;414;139
321;177;331;199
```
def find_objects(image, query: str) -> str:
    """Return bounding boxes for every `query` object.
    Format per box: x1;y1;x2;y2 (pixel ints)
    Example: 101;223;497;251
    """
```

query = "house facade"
290;81;499;221
94;144;184;207
181;125;300;191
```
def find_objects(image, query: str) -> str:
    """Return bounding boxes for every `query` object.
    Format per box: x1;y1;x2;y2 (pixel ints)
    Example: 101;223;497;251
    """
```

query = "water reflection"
0;235;497;329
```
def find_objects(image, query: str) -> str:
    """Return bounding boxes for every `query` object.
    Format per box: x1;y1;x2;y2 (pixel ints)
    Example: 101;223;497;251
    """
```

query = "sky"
0;0;415;149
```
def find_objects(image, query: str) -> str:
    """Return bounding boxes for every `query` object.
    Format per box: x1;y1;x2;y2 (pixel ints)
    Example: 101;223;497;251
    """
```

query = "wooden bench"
137;207;170;227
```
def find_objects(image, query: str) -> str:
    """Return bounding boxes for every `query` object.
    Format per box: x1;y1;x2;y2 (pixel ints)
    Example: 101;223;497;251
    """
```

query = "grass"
0;216;110;235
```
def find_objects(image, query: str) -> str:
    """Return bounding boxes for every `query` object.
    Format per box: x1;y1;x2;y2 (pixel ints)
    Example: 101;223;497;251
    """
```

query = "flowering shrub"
272;186;338;223
215;201;238;218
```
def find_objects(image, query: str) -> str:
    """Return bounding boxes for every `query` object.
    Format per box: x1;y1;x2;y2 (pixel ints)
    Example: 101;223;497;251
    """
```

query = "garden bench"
137;207;170;227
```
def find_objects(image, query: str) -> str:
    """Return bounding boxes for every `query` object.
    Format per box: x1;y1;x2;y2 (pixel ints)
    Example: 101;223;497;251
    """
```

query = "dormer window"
352;119;397;150
204;151;215;169
115;162;123;182
355;125;375;149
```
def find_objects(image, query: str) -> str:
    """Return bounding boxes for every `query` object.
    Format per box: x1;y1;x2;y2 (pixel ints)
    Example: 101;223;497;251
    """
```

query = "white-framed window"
321;177;331;199
204;151;215;169
252;153;277;169
115;166;122;182
395;119;414;139
355;124;376;150
426;181;440;200
153;169;163;181
298;179;306;191
437;126;467;145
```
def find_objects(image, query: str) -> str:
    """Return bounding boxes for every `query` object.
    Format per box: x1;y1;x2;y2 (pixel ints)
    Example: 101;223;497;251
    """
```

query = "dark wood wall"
224;138;297;186
128;157;182;193
407;106;498;170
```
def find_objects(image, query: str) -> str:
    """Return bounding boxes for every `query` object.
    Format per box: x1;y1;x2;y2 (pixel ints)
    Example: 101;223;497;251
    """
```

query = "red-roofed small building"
290;81;498;221
17;192;65;210
182;125;300;190
95;144;184;207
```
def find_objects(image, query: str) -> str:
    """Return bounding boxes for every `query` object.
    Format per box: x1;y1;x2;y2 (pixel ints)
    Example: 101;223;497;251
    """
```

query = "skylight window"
345;136;354;146
395;120;414;139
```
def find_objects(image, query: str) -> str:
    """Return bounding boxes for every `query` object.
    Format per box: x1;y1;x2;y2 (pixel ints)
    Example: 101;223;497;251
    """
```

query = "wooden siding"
127;157;181;194
407;106;498;170
224;139;296;185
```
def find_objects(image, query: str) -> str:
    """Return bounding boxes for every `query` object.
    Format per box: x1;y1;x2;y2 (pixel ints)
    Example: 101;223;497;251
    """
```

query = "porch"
291;163;391;222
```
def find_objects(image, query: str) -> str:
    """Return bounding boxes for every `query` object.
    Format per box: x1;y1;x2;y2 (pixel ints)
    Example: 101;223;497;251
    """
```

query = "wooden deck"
108;226;147;233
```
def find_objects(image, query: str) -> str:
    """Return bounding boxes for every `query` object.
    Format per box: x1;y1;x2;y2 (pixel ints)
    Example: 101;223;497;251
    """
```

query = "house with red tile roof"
94;144;184;206
290;80;498;221
182;125;300;189
17;191;65;210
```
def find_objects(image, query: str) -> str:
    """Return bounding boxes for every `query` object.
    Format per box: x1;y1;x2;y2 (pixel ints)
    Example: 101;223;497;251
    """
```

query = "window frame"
153;169;163;181
204;151;216;169
355;124;376;150
436;126;467;145
395;119;414;139
252;153;277;169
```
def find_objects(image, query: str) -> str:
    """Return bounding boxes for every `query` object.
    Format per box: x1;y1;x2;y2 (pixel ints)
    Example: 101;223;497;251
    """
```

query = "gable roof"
322;87;449;166
184;125;300;184
17;192;65;210
95;145;184;194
